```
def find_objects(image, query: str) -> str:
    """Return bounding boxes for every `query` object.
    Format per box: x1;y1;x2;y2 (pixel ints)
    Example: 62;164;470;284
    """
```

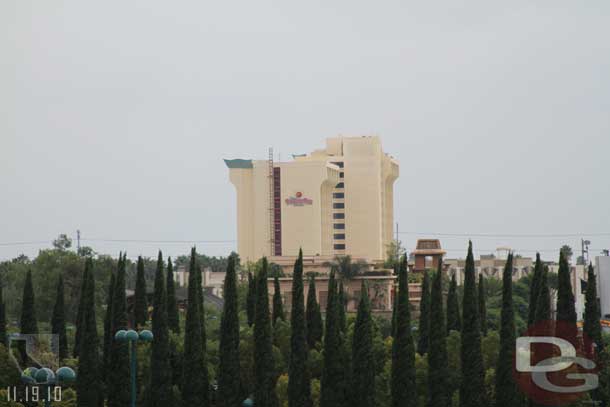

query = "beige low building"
225;135;399;263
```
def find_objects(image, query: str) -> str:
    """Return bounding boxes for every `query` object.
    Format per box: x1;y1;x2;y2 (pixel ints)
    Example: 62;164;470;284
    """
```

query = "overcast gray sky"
2;1;609;262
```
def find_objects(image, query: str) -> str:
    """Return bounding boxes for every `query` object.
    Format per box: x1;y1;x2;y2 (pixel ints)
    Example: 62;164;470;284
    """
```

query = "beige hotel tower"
225;136;399;263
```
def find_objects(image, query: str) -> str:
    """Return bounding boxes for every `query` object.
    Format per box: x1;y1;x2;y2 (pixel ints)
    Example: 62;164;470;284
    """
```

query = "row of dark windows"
333;192;344;199
333;202;344;209
331;161;344;168
334;244;346;250
333;233;345;240
339;172;344;178
333;223;345;229
335;182;344;188
333;213;345;219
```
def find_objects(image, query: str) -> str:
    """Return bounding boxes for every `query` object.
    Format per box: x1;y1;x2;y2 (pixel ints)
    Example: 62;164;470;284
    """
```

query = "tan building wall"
226;136;399;263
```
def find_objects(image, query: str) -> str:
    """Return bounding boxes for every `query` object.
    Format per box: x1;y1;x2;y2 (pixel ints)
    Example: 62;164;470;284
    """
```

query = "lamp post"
21;366;76;407
115;329;153;407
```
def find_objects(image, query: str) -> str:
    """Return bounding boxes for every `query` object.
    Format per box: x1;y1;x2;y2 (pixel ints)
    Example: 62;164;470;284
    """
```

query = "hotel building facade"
225;136;399;263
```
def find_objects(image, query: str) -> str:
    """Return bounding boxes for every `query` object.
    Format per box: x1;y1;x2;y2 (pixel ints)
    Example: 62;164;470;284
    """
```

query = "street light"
21;365;76;407
115;329;153;407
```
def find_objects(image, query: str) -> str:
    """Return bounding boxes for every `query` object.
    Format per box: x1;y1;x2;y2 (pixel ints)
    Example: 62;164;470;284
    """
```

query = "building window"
331;161;344;168
333;202;345;209
333;233;345;240
333;192;344;199
333;223;345;229
333;213;345;219
335;182;344;188
339;172;344;178
334;244;346;250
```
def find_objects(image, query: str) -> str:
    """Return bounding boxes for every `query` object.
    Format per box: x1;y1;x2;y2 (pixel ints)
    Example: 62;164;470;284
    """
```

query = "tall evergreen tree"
417;271;431;355
556;250;577;343
478;274;487;336
320;270;345;407
77;258;100;407
166;258;180;334
583;263;602;351
289;249;312;407
134;256;148;327
107;253;130;407
149;251;172;407
459;242;486;407
528;253;544;327
0;278;7;348
254;258;278;407
20;269;38;335
428;263;450;407
391;256;417;407
51;274;68;360
272;274;285;325
306;276;323;349
218;255;241;407
352;281;375;407
246;271;256;327
534;269;551;323
495;254;519;407
181;248;209;407
337;280;347;334
74;263;88;357
102;272;115;381
446;272;461;333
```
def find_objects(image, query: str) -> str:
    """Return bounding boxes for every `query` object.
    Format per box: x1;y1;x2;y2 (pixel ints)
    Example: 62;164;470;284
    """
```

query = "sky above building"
2;1;609;262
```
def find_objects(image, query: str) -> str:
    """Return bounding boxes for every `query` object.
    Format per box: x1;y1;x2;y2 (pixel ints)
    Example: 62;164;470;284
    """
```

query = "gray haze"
2;1;610;262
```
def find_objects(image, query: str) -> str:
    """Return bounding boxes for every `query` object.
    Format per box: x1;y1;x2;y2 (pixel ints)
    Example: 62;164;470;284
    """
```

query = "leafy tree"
289;250;312;407
527;253;544;327
149;251;172;407
0;282;6;348
556;250;577;343
246;272;256;327
495;254;519;407
254;258;278;407
428;263;450;407
134;256;149;327
560;245;573;263
328;255;368;279
478;274;487;337
273;274;285;325
218;255;241;407
166;258;180;334
446;272;461;333
102;272;115;382
320;270;346;407
391;256;417;407
583;263;602;350
352;280;375;407
417;271;431;355
459;242;486;407
306;276;323;349
107;253;130;407
76;258;101;406
52;234;72;251
51;274;68;360
385;240;407;269
20;270;38;335
181;248;209;406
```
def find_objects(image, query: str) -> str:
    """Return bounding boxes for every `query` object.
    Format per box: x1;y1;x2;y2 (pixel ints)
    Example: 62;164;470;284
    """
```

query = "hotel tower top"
225;136;399;263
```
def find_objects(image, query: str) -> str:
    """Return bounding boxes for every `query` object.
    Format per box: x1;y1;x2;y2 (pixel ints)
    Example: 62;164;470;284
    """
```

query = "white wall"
595;256;610;319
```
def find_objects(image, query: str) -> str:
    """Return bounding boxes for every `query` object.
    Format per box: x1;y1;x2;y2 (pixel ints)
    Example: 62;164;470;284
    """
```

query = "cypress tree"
528;253;544;327
320;270;345;407
428;263;450;407
337;280;347;334
51;274;68;360
417;271;431;355
166;258;180;334
107;253;130;407
149;251;172;407
134;256;148;327
391;286;398;338
495;254;519;407
478;274;487;336
534;269;551;323
556;250;577;343
306;276;323;349
20;269;38;335
74;263;87;357
102;272;115;381
391;256;417;407
446;272;461;333
288;249;312;407
352;280;375;407
182;248;209;406
459;241;485;407
272;274;285;326
218;255;241;407
0;279;7;348
247;271;256;327
254;258;278;407
76;258;100;407
583;263;602;351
